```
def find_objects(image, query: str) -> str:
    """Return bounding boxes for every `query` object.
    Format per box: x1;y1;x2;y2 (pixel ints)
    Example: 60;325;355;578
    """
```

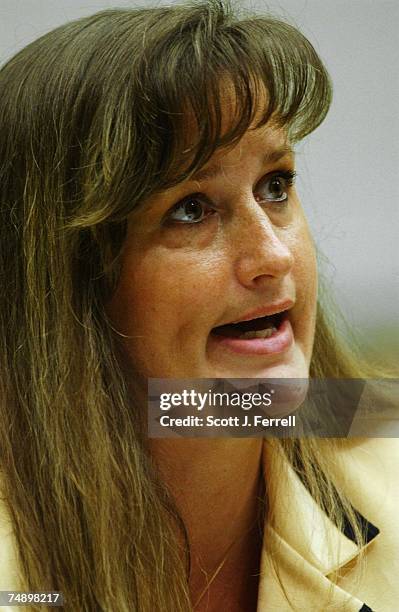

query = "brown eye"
167;195;214;224
269;177;286;200
255;171;296;204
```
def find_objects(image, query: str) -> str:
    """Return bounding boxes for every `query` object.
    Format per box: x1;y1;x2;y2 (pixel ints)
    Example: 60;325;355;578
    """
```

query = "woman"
0;1;397;610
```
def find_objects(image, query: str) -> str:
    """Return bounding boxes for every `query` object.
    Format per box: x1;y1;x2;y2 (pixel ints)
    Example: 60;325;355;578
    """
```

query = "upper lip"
222;299;295;326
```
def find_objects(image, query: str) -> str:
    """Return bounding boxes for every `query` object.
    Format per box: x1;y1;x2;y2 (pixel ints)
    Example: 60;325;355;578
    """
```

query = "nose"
232;203;294;288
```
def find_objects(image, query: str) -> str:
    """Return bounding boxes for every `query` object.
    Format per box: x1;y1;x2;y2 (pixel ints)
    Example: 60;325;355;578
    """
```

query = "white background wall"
1;0;398;355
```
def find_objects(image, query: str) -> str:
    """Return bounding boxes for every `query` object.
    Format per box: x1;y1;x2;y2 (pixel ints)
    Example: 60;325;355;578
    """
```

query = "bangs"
64;1;332;225
144;10;332;189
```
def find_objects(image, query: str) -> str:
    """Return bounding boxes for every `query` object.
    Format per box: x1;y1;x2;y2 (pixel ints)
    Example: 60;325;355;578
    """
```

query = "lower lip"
210;318;294;356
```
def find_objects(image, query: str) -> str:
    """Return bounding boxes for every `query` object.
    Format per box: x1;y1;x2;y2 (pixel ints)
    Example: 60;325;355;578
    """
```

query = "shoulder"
334;438;399;526
331;438;399;610
260;438;399;611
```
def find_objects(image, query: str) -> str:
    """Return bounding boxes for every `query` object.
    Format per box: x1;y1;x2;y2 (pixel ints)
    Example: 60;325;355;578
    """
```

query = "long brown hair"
0;2;386;610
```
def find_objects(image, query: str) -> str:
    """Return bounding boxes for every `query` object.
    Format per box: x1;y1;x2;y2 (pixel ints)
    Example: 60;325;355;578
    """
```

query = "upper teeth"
239;327;277;339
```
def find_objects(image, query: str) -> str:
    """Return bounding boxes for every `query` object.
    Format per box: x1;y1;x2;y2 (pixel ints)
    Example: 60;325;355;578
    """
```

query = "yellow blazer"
258;438;399;611
1;438;398;611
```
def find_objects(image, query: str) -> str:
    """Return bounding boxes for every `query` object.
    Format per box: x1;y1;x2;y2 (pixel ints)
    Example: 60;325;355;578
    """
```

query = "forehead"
183;77;269;137
172;79;283;179
190;126;292;183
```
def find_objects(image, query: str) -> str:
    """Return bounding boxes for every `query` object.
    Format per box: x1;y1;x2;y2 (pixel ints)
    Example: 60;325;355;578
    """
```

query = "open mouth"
211;311;286;339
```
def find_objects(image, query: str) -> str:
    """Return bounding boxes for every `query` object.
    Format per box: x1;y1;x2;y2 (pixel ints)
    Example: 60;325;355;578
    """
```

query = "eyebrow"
189;145;295;182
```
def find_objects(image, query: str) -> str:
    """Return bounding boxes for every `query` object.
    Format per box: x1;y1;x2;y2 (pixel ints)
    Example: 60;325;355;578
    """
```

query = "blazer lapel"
257;440;380;611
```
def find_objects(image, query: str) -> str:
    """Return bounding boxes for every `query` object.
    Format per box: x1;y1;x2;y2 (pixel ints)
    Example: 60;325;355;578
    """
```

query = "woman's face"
107;123;318;380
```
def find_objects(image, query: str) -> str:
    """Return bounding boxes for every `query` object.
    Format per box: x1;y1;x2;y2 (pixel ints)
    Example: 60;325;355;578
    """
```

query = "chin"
203;354;309;418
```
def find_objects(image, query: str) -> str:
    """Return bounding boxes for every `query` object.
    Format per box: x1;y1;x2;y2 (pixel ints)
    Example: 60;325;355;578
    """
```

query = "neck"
149;439;264;610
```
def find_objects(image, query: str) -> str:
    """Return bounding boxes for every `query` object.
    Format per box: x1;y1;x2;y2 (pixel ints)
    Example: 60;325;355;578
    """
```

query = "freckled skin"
107;125;318;380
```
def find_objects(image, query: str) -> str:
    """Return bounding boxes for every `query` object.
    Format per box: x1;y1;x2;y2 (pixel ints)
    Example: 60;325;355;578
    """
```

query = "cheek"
108;245;225;341
291;218;318;354
297;236;317;301
291;211;318;296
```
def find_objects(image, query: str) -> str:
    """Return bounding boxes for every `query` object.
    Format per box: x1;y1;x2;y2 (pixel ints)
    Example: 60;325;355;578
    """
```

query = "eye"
255;170;297;203
165;194;215;224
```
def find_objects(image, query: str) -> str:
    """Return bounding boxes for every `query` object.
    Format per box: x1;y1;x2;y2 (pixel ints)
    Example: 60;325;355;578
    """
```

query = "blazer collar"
261;440;379;576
